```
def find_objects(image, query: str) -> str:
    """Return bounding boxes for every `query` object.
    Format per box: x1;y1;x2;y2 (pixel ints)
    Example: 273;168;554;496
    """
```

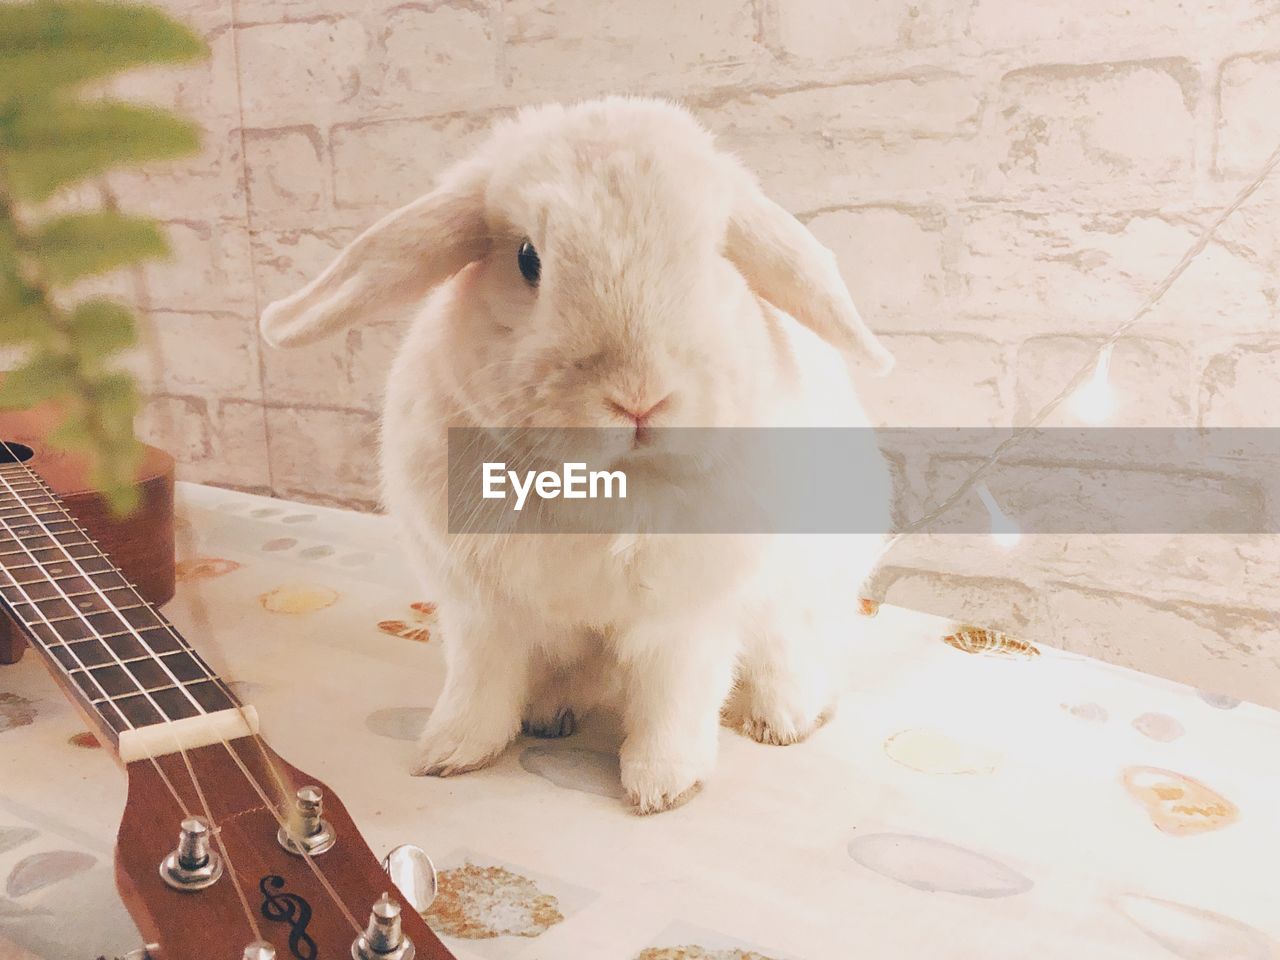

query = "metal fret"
0;462;231;734
66;650;214;676
85;678;227;705
8;603;152;624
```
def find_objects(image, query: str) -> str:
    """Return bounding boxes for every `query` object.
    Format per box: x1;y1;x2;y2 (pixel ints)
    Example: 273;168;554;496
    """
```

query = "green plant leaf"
0;301;55;346
67;298;135;356
94;452;143;515
28;212;167;283
0;350;73;408
88;370;138;433
44;409;92;448
1;100;200;200
0;1;206;98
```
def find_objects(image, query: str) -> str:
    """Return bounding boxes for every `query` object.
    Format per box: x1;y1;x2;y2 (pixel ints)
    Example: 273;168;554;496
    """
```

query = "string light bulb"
976;483;1021;548
1069;343;1116;424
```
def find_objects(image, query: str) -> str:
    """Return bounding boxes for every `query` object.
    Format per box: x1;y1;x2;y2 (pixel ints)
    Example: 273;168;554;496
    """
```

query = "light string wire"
877;138;1280;559
0;470;194;818
0;442;365;939
96;178;367;937
0;445;265;941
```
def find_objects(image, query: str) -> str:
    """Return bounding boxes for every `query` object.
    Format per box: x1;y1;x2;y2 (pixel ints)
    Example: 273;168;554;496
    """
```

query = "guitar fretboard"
0;460;234;741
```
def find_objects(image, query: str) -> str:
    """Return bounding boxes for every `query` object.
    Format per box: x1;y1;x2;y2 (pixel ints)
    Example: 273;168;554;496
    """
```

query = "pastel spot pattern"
0;693;36;733
847;833;1033;898
941;626;1041;658
5;851;96;898
883;728;1000;775
258;583;339;614
1;482;1272;959
1121;767;1239;836
1133;712;1185;742
174;557;242;582
1062;701;1109;722
635;950;780;960
1115;894;1279;959
365;707;432;742
425;862;565;939
520;744;626;799
377;600;438;643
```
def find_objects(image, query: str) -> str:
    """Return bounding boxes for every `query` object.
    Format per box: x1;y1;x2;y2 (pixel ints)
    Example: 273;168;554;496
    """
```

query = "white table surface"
1;482;1277;960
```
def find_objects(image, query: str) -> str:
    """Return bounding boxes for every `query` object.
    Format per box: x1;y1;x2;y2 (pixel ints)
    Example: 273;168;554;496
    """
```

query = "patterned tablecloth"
0;482;1277;960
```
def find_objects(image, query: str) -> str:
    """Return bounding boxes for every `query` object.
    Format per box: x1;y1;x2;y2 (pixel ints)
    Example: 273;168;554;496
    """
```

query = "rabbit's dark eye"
517;239;541;286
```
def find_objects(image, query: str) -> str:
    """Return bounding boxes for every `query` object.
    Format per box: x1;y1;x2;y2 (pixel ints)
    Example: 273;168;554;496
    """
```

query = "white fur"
261;97;892;814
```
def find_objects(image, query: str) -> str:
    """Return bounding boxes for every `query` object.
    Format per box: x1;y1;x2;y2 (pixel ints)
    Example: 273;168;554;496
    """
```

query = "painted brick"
260;322;405;411
991;61;1197;192
1216;54;1280;178
250;228;362;306
330;113;494;209
1014;336;1192;425
866;564;1046;633
696;78;984;209
236;18;370;128
955;209;1272;332
858;334;1007;427
95;0;1280;700
136;395;271;491
265;406;382;508
1043;584;1280;707
922;455;1264;537
375;4;498;110
244;127;327;219
804;205;948;321
503;0;760;91
108;128;246;221
143;220;255;313
968;0;1232;49
1004;534;1280;612
774;0;960;59
130;312;262;399
1200;341;1280;427
110;22;241;122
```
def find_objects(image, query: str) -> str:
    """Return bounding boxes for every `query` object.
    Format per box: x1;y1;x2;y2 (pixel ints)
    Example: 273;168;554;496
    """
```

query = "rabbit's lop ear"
726;182;894;376
260;165;490;348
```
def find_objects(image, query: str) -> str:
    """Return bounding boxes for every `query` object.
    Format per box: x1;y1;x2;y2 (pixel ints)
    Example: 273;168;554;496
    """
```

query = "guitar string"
0;452;365;937
0;447;264;942
220;735;366;935
29;475;366;936
93;175;356;929
0;498;196;819
0;461;195;818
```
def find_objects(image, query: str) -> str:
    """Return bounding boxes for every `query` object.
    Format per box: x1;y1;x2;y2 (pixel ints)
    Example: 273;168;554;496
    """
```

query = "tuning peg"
242;942;277;960
381;844;437;914
277;784;336;856
351;892;415;960
159;816;223;891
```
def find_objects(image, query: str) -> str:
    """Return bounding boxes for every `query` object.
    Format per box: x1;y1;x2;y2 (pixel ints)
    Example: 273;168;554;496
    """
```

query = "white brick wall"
112;0;1280;706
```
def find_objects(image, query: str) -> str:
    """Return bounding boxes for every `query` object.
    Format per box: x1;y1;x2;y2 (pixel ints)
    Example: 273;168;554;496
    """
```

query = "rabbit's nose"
606;394;672;434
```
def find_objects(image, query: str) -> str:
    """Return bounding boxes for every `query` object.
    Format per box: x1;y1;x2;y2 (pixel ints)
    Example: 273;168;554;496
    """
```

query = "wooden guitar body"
0;427;456;958
0;405;174;664
119;741;453;959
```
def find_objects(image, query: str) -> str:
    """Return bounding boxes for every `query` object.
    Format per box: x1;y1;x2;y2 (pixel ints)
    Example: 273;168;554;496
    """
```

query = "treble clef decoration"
259;874;318;960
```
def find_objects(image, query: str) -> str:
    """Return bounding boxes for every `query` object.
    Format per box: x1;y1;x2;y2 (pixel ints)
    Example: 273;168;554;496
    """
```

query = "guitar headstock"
115;737;452;960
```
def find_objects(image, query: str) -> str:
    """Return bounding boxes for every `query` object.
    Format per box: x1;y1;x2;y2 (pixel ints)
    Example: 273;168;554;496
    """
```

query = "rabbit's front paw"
620;735;713;815
410;710;517;777
730;685;832;746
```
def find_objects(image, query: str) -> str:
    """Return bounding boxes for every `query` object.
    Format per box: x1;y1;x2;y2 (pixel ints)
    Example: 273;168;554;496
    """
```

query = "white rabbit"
260;97;892;814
